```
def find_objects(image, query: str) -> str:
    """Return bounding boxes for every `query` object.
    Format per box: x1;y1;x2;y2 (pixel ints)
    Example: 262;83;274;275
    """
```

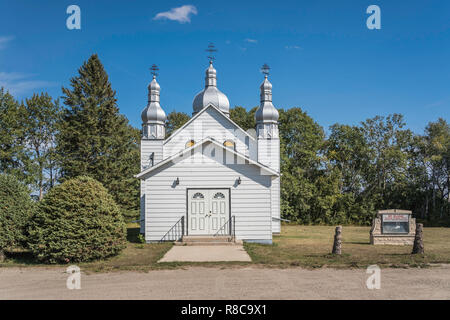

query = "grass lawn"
1;223;449;271
245;225;450;269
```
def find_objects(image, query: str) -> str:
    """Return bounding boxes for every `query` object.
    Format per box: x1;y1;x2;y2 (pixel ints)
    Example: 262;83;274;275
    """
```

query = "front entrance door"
188;189;229;235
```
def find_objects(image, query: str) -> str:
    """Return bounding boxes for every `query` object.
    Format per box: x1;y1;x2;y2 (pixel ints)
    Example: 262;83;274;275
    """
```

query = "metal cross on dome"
150;64;159;77
205;43;217;63
261;63;270;77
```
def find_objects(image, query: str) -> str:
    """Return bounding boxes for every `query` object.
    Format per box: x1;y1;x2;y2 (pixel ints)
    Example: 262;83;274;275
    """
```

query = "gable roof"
135;136;279;179
163;104;256;145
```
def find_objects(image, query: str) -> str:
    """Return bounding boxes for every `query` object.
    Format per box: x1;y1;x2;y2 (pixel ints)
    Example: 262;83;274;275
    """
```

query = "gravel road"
1;265;449;299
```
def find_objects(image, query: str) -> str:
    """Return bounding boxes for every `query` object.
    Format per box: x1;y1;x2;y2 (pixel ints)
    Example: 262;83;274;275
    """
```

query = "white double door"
188;189;229;235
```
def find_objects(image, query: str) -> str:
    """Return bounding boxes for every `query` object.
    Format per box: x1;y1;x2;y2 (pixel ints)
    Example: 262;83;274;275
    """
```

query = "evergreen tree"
28;176;126;263
57;54;140;214
0;173;34;260
0;88;33;184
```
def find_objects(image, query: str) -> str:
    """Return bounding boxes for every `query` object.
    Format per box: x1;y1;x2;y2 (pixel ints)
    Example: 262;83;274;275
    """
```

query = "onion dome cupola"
255;64;279;139
141;64;167;139
192;61;230;116
192;43;230;116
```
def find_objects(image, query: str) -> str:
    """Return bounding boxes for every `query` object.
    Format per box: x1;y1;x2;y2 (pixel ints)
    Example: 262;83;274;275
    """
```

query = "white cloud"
0;72;55;96
285;45;302;50
153;5;197;23
245;38;258;44
0;36;14;50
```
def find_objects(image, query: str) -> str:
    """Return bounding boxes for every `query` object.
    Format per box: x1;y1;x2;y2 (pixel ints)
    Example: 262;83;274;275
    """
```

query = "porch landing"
158;245;252;263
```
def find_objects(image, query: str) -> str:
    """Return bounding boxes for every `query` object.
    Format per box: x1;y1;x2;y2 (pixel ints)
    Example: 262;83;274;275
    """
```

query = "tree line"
1;54;448;225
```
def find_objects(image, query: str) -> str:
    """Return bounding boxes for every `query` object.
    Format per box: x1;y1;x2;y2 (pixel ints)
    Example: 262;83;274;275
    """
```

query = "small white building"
136;61;280;244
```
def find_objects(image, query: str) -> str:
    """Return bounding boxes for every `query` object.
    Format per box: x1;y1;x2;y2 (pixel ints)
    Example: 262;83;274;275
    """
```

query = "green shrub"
0;174;34;251
28;176;127;264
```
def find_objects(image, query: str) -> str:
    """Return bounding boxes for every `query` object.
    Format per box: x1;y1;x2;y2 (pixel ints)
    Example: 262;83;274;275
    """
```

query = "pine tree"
57;54;140;215
0;87;34;184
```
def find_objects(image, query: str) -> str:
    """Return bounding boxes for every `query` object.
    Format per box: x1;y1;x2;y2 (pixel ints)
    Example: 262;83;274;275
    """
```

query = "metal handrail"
214;215;235;239
272;217;291;222
159;216;185;242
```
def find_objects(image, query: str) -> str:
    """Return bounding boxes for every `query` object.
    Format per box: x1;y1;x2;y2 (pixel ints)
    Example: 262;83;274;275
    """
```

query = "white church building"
136;60;281;244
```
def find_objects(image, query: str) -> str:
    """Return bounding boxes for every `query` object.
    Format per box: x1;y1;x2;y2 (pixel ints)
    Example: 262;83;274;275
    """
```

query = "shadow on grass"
127;227;141;243
346;241;371;245
4;251;39;266
383;253;413;257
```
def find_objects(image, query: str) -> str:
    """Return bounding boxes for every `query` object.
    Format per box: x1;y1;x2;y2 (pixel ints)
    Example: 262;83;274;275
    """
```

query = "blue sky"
1;0;449;133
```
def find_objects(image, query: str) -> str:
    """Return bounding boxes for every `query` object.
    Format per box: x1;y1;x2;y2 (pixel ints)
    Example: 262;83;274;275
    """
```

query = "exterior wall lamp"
237;177;241;185
175;177;180;185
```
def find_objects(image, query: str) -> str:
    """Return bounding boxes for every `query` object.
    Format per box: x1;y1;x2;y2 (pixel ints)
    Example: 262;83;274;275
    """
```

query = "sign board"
381;214;409;234
382;214;409;222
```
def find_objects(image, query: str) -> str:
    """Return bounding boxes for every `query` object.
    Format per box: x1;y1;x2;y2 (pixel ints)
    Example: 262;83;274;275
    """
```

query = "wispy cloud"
153;5;197;23
425;97;450;108
0;72;55;96
245;38;258;44
285;45;302;50
0;36;14;50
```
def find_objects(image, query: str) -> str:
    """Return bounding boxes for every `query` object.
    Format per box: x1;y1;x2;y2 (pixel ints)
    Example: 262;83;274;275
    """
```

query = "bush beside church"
0;174;35;260
27;176;127;264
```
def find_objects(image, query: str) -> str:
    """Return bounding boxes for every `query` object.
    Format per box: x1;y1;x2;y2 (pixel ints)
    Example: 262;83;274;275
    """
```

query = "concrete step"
175;241;237;246
182;235;233;242
178;235;241;246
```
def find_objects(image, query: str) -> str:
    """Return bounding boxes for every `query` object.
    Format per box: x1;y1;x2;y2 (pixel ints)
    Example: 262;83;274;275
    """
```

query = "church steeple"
192;44;230;116
141;64;166;139
205;61;217;87
255;64;279;138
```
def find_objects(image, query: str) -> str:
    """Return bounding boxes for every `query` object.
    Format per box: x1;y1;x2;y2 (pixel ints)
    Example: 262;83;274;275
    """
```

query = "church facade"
135;61;281;244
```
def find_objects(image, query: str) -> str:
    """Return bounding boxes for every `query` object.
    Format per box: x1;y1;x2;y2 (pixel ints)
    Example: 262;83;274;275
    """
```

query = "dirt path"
1;265;450;299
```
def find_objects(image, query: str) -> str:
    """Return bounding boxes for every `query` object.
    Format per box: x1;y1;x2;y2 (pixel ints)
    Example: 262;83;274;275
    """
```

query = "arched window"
223;140;235;149
185;140;195;148
192;192;204;199
213;192;225;199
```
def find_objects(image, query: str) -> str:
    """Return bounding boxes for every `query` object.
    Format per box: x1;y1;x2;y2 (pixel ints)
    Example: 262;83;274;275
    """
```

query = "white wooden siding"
164;107;257;161
143;144;272;242
257;139;280;233
140;139;163;233
271;176;281;233
141;139;164;169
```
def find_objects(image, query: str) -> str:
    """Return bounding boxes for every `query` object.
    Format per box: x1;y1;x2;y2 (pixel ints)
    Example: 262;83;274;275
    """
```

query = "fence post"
412;223;424;254
332;226;342;255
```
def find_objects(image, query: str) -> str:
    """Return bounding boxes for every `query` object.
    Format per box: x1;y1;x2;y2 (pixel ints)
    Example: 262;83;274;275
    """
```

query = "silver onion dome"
192;62;230;116
141;76;167;124
255;75;279;124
